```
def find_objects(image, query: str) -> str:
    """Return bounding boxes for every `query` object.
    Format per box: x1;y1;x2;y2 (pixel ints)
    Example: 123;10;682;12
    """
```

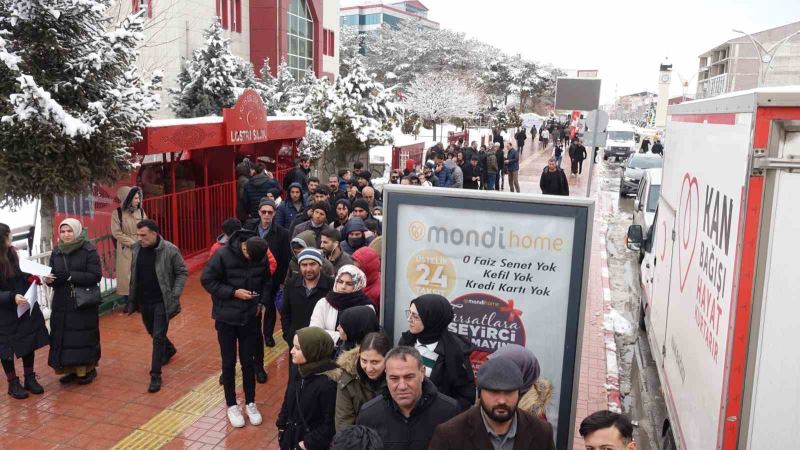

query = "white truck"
604;121;637;161
626;87;800;449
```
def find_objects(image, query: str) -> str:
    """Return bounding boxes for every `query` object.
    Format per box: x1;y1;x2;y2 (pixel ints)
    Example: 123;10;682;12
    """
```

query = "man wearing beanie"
201;232;272;428
429;357;556;450
279;248;333;347
291;201;332;247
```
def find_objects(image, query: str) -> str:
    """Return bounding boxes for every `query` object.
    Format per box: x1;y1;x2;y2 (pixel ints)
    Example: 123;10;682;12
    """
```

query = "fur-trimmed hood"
333;346;360;385
518;378;553;419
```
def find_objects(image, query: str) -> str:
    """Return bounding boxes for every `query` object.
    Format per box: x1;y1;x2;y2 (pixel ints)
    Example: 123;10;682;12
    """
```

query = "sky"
342;0;799;104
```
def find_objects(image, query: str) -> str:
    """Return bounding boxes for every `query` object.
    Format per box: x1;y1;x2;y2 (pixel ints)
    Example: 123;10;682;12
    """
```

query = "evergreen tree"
169;19;260;117
0;0;161;211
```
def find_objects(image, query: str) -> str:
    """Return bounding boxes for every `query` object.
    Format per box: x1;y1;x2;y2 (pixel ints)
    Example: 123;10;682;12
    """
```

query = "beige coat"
111;186;147;296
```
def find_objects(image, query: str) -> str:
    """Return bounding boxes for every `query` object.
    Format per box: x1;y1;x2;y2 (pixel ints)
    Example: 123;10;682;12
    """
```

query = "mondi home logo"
412;221;565;252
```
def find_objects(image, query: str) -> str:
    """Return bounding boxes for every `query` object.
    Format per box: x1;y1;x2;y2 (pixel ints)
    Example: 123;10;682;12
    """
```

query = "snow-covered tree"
170;19;260;117
404;72;480;141
0;0;161;214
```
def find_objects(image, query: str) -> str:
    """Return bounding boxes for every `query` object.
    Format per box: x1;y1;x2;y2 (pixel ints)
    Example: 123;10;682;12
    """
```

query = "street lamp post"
733;28;800;86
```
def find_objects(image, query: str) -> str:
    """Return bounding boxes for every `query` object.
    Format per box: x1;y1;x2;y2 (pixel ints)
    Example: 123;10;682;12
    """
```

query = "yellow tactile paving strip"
110;332;288;449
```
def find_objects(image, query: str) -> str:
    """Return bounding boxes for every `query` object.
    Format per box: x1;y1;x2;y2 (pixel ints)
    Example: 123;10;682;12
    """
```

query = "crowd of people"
0;145;642;449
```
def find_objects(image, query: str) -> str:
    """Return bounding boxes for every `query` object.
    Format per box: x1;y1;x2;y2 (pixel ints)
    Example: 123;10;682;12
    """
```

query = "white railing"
699;73;728;99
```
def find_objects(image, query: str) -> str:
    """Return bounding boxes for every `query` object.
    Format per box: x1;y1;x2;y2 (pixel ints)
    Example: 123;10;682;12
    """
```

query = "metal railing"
391;142;425;170
699;73;729;99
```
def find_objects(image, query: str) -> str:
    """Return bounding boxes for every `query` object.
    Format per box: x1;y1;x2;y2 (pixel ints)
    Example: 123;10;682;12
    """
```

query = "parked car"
619;153;662;196
631;168;661;261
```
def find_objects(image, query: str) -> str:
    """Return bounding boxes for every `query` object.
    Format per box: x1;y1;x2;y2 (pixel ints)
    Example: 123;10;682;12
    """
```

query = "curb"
598;223;623;413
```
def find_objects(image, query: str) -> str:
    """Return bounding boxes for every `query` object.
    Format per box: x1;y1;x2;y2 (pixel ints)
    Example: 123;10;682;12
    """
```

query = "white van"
603;122;637;161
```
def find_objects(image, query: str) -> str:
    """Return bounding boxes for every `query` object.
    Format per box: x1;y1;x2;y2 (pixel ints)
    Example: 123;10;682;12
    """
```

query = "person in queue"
351;199;381;236
242;163;280;219
319;228;353;274
309;265;374;344
277;327;339;450
331;425;384;450
127;219;188;393
291;202;332;246
331;199;351;231
111;186;146;307
47;218;102;386
356;346;460;450
351;246;381;313
334;305;380;358
398;294;475;411
489;344;552;420
275;182;306;230
0;223;48;398
579;410;637;450
201;232;270;427
280;249;334;347
339;217;372;255
428;357;556;450
334;330;388;431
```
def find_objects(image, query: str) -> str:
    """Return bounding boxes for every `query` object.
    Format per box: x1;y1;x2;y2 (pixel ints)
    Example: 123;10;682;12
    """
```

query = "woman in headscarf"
46;218;102;385
111;186;146;306
0;223;48;399
310;265;374;344
335;305;380;356
333;330;390;432
489;344;552;420
398;294;476;411
277;327;339;450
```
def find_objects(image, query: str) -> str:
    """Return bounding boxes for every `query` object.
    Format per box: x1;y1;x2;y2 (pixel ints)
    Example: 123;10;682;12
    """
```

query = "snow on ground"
604;308;634;335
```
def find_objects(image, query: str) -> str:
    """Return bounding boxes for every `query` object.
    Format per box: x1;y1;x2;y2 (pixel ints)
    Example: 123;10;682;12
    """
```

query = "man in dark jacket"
235;160;253;221
282;156;311;193
129;220;188;393
505;143;520;193
357;347;460;450
279;249;333;347
275;182;306;230
494;144;505;191
340;217;373;255
492;128;504;153
462;156;482;189
351;199;381;237
291;202;332;246
514;128;527;154
540;158;570;196
429;358;556;450
319;228;353;273
241;163;280;220
651;139;664;156
568;139;588;176
201;231;271;424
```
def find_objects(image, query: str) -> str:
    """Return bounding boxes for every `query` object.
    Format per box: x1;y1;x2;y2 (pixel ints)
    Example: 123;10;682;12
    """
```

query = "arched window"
287;0;313;80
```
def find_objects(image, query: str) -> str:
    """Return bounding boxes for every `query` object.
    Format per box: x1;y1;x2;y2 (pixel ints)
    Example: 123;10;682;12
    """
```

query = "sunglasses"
259;210;275;215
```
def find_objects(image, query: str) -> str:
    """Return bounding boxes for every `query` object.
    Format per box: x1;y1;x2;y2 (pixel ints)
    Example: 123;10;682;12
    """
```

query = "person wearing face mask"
371;206;383;223
339;217;372;255
111;186;147;307
334;330;389;431
398;294;476;412
277;327;339;450
351;199;381;237
309;265;374;344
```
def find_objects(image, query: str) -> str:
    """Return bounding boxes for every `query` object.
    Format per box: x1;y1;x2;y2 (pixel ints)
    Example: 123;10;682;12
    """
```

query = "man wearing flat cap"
429;357;556;450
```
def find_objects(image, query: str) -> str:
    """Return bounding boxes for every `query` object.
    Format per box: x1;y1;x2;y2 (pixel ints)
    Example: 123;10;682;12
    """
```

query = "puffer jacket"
242;173;281;219
201;230;272;326
128;238;188;319
351;247;381;313
111;186;146;296
275;182;306;230
0;261;48;360
333;347;385;432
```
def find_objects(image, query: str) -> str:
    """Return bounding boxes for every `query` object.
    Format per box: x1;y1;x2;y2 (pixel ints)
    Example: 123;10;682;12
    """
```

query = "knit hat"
352;198;370;212
245;237;268;262
221;218;242;237
258;198;277;210
357;170;371;181
297;248;323;266
477;357;524;391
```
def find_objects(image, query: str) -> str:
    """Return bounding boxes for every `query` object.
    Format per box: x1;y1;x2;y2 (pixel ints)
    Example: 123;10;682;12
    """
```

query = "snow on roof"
148;116;223;127
267;115;306;121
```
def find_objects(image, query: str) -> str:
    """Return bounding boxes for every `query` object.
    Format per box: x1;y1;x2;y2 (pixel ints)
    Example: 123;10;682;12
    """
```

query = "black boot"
7;378;28;399
148;375;162;393
255;366;268;384
59;373;78;384
23;373;44;394
264;336;276;348
162;346;177;366
76;369;97;385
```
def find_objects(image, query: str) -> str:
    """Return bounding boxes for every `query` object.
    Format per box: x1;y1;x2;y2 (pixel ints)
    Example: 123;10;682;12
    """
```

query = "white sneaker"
245;402;263;425
227;405;245;428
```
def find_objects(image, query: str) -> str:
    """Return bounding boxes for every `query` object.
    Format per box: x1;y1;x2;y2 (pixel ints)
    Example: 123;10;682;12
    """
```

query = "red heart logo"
677;173;699;292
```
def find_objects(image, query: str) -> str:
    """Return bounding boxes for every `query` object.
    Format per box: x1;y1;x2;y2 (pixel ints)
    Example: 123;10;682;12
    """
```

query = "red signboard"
223;89;269;145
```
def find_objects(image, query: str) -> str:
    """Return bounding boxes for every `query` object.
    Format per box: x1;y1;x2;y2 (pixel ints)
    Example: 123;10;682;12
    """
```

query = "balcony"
697;73;729;99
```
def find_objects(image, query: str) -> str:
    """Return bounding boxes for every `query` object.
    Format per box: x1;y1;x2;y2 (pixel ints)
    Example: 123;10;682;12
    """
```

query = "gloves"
26;275;42;286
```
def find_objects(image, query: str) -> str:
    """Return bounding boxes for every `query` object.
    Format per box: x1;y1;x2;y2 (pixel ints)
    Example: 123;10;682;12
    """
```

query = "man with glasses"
246;199;290;360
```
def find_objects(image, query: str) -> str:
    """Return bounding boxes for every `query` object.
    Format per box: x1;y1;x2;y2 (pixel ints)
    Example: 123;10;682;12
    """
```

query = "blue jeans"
486;173;497;190
555;156;562;169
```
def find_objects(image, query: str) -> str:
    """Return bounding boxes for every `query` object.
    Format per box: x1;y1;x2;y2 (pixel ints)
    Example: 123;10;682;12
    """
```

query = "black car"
619;154;663;196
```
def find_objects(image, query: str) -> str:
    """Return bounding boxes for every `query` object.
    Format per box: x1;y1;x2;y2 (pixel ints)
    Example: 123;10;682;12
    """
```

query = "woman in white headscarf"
46;218;102;385
309;265;375;344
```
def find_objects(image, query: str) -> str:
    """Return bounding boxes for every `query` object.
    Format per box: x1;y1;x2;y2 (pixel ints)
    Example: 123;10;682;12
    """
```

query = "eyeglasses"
259;210;275;215
404;309;421;322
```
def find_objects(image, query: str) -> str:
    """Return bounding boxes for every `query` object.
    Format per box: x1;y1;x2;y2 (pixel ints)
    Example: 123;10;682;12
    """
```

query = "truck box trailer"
626;87;800;449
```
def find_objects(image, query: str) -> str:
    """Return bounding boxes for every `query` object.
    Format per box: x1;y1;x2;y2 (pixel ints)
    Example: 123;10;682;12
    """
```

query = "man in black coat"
492;128;504;152
651;139;664;155
241;163;280;220
514;128;527;154
357;346;460;450
279;249;333;347
462;156;482;189
245;199;290;355
540;158;570;196
282;156;311;193
568;139;588;176
494;143;505;191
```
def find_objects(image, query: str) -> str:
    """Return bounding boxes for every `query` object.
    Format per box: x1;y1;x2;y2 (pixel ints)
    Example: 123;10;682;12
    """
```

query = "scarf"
57;219;87;255
296;327;336;377
339;305;380;350
325;290;373;312
490;344;540;393
409;294;454;345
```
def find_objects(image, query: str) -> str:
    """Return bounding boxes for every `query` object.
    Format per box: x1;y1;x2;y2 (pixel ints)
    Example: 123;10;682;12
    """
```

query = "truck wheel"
661;425;677;450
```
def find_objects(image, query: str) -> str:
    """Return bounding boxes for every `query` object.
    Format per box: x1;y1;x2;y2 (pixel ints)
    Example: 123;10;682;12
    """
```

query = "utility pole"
733;28;800;86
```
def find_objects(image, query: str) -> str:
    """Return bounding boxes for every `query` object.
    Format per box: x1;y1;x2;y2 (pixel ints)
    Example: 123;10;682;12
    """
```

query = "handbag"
62;254;102;308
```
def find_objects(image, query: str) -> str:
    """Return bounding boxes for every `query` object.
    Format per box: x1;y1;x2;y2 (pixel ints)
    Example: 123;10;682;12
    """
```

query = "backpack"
486;153;498;172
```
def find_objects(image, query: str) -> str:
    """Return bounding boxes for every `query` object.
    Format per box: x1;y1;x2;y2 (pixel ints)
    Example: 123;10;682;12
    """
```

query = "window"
230;0;241;33
340;15;358;27
360;13;381;25
217;0;228;29
383;14;401;29
287;0;313;80
321;29;335;57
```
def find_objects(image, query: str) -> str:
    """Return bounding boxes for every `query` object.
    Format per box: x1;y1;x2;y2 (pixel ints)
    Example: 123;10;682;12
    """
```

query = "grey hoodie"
444;160;463;188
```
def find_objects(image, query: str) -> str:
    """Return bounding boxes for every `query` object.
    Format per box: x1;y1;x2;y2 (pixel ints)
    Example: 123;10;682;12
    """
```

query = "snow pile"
8;75;94;137
604;308;634;336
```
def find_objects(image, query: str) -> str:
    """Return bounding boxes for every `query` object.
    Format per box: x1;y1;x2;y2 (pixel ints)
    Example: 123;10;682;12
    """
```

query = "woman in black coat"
0;223;49;399
278;327;338;450
46;218;102;385
398;294;476;411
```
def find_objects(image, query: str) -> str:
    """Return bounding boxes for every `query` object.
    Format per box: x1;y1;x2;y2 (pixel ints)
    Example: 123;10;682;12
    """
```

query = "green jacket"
334;347;386;432
128;237;188;319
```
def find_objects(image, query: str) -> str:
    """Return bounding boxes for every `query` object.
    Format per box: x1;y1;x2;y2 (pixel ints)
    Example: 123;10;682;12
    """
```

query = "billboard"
381;185;594;449
555;77;602;112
